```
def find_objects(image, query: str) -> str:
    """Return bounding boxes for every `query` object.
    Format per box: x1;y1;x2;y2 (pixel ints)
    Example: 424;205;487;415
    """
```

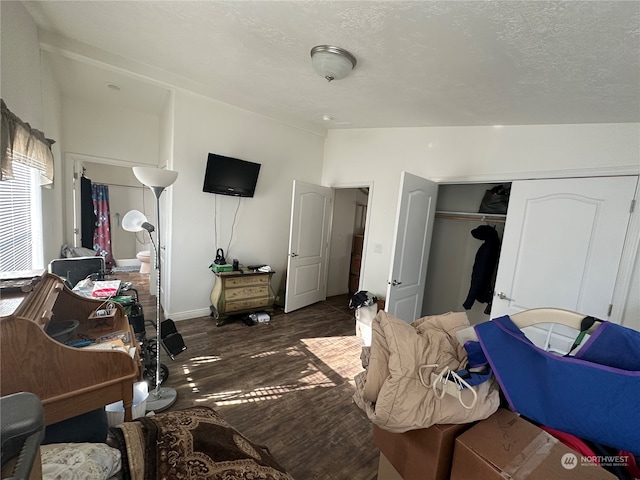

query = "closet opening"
422;182;511;325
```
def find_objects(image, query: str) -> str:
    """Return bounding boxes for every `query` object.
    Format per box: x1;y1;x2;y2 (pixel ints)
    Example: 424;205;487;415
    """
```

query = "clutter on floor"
354;307;640;480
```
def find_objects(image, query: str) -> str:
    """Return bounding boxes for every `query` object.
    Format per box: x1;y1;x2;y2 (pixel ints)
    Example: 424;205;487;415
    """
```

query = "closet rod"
93;182;146;189
435;211;507;223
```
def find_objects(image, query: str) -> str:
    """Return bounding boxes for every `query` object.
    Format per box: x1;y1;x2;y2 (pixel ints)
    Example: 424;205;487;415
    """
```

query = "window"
1;99;53;272
0;161;43;271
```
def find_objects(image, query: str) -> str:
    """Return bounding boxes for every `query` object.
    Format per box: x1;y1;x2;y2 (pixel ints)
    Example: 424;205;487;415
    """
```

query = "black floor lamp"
122;166;178;412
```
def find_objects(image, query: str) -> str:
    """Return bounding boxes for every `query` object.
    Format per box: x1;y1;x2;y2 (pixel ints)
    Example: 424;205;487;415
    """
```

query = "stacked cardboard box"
450;409;616;480
373;423;471;480
374;409;618;480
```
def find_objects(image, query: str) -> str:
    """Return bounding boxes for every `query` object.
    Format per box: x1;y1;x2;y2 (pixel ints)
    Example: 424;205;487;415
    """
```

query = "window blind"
0;161;34;271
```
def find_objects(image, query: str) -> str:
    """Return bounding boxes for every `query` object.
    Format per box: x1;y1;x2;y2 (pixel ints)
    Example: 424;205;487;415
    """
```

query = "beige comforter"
353;311;499;432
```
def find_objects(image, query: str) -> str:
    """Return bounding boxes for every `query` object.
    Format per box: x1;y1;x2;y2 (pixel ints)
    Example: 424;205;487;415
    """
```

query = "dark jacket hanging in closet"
80;175;97;249
463;225;501;310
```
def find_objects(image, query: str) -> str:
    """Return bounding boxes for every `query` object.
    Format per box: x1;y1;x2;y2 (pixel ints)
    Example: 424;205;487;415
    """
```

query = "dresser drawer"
224;275;269;288
225;297;270;313
224;285;269;301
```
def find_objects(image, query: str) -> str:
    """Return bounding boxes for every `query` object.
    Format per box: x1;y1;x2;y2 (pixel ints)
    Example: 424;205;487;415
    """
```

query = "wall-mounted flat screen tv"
202;153;261;197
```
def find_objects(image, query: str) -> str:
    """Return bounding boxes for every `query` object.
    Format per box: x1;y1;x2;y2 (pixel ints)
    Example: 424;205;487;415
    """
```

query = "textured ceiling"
23;0;640;134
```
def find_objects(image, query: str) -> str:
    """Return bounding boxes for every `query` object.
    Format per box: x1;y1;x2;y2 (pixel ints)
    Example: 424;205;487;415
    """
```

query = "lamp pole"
131;167;179;413
150;187;166;403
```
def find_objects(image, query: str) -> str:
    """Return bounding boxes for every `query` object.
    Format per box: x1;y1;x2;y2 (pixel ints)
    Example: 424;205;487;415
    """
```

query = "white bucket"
355;304;377;347
105;381;149;427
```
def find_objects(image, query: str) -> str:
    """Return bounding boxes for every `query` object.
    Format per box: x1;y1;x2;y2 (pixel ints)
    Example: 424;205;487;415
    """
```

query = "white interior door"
72;163;81;248
491;176;637;332
285;181;334;313
386;172;439;322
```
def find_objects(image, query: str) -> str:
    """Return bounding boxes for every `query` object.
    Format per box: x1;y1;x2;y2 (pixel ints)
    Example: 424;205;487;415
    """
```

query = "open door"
285;181;334;313
385;172;439;322
71;159;84;248
490;176;637;351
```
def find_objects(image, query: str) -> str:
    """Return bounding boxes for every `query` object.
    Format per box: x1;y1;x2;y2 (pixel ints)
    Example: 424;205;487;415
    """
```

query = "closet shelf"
435;211;507;223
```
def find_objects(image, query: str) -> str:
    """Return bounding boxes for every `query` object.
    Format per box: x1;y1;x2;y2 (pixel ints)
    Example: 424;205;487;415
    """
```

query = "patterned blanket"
109;406;293;480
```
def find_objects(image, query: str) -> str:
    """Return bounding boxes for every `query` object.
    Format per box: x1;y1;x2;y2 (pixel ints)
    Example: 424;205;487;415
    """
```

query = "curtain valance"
1;99;55;185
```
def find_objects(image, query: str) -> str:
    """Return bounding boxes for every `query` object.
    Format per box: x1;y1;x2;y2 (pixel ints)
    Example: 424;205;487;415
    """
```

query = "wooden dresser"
0;272;139;425
210;269;275;326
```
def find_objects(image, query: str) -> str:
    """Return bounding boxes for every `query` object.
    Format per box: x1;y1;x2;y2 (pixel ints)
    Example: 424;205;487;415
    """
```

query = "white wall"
322;124;640;307
1;1;64;264
1;2;42;126
60;98;161;252
168;90;325;318
158;91;174;169
157;91;175;303
40;49;65;263
63;98;160;165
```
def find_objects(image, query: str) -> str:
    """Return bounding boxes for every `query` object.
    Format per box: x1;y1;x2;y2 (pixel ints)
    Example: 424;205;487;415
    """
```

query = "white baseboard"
167;308;211;322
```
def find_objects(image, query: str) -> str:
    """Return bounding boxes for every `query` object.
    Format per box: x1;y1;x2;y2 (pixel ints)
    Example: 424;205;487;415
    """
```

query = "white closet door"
386;172;438;322
491;176;637;326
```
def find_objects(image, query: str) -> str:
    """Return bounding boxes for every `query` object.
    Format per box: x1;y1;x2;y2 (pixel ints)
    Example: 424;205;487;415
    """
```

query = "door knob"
391;280;402;286
496;291;512;301
289;253;298;258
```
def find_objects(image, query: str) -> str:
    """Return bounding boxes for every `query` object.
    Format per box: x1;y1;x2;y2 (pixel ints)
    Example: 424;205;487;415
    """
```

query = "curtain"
92;183;115;269
1;99;55;185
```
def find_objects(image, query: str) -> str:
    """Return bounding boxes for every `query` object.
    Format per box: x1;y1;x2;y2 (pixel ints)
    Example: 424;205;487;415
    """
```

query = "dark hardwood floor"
117;272;379;480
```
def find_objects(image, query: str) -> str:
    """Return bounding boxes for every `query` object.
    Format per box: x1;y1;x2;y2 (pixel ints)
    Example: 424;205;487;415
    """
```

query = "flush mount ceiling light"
310;45;357;82
105;82;121;91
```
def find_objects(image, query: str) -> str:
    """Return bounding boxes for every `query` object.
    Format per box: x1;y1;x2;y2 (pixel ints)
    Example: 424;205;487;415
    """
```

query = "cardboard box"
373;423;471;480
450;409;616;480
378;452;403;480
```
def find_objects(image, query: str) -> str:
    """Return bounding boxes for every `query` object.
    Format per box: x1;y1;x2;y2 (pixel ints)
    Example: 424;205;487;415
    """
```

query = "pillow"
40;443;121;480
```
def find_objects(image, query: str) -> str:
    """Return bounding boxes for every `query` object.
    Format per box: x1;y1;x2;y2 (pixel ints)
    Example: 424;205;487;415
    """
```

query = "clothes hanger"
455;307;589;344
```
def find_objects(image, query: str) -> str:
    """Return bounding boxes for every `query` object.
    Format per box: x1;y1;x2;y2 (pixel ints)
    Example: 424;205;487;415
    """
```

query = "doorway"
327;187;369;299
285;182;372;313
67;155;155;265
